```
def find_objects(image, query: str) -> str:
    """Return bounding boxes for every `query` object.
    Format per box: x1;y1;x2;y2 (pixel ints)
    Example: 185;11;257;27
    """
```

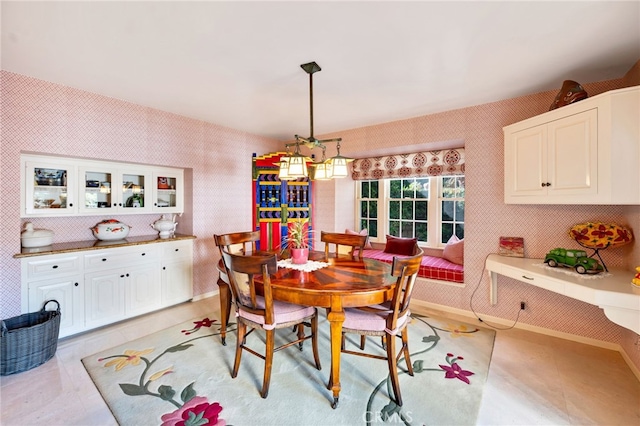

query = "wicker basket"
1;300;61;376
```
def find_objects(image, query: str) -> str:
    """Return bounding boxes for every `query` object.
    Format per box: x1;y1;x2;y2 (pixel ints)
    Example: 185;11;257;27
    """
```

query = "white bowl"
21;222;54;247
91;219;130;241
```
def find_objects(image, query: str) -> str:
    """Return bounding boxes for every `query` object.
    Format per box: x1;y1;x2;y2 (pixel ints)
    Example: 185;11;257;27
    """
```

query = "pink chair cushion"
237;296;315;330
343;307;410;335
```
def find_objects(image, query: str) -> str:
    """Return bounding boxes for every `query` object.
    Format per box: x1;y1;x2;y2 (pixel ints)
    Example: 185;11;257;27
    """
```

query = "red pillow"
345;228;373;249
443;235;464;265
383;235;417;256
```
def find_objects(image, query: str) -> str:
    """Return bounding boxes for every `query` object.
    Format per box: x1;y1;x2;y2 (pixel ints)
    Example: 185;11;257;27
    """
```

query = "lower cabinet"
28;274;84;336
21;238;193;338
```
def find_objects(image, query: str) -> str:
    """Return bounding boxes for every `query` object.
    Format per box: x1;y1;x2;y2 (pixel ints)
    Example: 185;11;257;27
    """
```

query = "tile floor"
1;296;639;425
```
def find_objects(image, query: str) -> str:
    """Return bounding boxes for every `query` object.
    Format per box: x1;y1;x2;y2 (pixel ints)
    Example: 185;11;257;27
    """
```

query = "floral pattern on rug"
98;318;226;426
93;314;484;426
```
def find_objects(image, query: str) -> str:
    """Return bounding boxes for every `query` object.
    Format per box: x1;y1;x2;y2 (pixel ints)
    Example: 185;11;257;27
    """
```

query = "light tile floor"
1;296;638;425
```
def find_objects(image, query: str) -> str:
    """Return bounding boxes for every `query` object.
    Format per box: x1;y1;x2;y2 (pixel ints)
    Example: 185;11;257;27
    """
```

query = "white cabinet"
20;238;194;338
161;240;193;306
79;164;152;215
22;158;78;216
504;86;639;204
22;253;84;337
21;154;184;217
153;170;184;213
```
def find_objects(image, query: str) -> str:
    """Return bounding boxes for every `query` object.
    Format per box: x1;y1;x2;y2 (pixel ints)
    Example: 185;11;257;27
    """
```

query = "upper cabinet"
504;86;639;205
21;154;184;217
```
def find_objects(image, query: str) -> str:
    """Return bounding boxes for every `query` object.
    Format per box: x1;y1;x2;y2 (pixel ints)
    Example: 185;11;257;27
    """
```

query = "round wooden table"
258;251;394;408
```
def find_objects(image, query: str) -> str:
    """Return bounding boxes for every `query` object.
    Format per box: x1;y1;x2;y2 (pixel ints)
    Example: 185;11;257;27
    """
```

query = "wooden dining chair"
340;248;424;406
214;231;260;345
222;249;322;398
321;231;368;260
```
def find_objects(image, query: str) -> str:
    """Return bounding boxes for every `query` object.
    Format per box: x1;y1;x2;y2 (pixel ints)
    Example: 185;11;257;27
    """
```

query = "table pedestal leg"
326;306;345;409
217;278;231;345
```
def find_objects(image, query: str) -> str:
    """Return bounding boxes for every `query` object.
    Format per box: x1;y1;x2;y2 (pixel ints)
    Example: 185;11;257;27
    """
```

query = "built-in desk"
485;254;640;334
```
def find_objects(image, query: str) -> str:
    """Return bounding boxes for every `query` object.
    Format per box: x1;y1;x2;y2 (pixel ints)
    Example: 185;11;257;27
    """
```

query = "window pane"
456;223;465;239
416;222;428;242
402;179;414;198
371;181;379;198
455;200;465;221
401;201;413;219
390;180;401;198
441;200;454;221
401;222;414;238
370;200;378;218
441;223;453;243
360;219;367;230
415;178;429;199
415;200;427;220
360;200;368;218
389;221;400;236
361;181;370;198
369;220;378;237
390;201;399;219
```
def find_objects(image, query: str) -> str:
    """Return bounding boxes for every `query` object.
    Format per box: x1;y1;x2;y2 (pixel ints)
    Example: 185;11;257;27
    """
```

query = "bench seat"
361;249;464;283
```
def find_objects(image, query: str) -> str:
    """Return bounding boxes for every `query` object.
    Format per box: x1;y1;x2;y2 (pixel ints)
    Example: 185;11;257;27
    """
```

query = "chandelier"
278;61;352;181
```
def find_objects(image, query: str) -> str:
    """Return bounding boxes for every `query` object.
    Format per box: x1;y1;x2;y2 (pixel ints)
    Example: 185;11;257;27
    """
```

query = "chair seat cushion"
237;296;315;330
343;307;410;335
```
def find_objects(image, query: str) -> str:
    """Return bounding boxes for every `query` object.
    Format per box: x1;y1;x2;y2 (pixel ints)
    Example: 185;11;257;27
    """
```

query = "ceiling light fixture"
278;61;352;181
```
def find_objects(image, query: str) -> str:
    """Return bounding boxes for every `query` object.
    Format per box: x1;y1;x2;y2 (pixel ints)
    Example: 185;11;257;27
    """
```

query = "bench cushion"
362;249;464;283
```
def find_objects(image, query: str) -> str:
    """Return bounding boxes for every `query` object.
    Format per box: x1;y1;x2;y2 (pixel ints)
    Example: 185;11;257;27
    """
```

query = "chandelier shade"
278;61;352;181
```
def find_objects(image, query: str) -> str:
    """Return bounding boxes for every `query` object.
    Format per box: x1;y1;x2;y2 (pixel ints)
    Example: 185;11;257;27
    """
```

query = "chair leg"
297;322;305;350
359;335;366;350
385;333;403;406
311;314;321;370
232;321;246;379
401;328;414;376
261;329;275;398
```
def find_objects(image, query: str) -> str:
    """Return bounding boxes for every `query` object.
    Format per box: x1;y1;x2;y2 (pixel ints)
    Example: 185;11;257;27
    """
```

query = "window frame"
355;176;464;248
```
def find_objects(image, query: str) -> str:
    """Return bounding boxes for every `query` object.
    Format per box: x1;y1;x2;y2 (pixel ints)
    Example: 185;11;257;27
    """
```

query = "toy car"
544;248;604;274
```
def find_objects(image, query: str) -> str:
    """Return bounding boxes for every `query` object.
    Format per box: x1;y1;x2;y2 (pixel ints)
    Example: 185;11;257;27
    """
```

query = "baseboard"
410;299;640;381
192;290;218;302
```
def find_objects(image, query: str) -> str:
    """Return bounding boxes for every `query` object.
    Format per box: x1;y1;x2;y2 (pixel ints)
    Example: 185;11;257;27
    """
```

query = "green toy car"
544;248;604;274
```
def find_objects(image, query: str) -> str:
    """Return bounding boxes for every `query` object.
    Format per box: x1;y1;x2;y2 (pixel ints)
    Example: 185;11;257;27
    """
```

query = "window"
356;176;465;247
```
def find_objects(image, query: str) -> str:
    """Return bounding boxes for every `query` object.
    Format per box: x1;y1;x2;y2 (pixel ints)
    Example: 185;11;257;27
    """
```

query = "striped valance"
351;149;465;180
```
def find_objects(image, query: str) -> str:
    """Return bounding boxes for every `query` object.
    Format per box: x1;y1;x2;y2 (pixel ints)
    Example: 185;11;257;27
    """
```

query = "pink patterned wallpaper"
1;63;638;370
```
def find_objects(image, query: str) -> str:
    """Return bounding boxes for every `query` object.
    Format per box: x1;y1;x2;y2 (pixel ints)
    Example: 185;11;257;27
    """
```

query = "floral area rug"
82;311;495;425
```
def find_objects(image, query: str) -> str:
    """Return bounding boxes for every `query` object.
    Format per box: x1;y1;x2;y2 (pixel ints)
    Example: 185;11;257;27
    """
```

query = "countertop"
14;233;197;258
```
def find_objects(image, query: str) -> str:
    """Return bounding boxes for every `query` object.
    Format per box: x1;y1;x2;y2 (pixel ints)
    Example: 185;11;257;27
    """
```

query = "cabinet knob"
69;203;73;207
126;273;129;277
102;258;107;262
163;266;166;270
541;182;552;187
74;282;79;287
175;248;179;252
52;265;58;269
120;274;125;278
141;253;146;256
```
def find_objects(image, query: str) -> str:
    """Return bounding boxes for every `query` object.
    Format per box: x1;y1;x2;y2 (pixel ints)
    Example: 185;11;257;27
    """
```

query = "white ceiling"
2;1;639;142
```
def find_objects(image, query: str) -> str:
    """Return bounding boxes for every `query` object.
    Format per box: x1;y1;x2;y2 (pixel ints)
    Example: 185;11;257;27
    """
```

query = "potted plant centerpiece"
287;219;311;264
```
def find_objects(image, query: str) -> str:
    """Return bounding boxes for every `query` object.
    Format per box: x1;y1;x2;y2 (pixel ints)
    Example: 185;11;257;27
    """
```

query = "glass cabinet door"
152;171;183;212
25;160;76;216
79;166;116;214
121;170;151;212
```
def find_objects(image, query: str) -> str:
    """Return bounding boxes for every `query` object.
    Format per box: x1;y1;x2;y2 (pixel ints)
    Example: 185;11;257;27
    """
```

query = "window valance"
351;149;465;180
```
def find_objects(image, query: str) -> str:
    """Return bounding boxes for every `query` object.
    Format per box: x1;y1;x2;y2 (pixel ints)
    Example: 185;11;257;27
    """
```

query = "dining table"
217;250;396;408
